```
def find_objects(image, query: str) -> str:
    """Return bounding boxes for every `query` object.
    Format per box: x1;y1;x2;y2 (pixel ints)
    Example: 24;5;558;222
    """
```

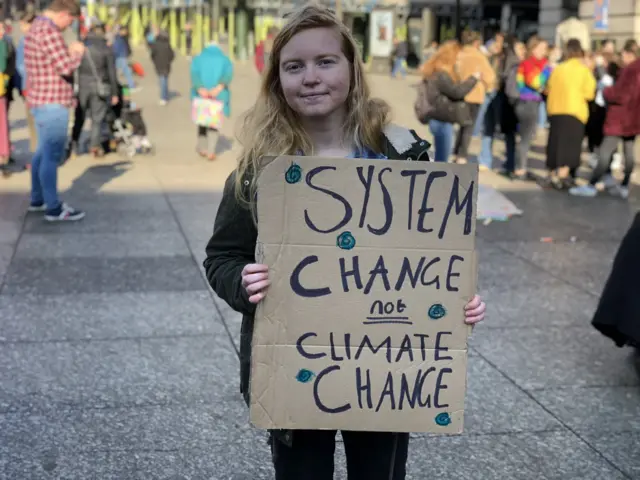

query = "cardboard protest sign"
251;156;478;434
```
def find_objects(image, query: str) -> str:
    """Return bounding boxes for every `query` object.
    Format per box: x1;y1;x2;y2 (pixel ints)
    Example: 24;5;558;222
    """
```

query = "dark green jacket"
203;125;431;446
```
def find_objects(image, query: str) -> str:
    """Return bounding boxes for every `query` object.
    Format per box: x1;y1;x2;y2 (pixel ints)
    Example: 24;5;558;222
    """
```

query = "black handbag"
85;50;111;99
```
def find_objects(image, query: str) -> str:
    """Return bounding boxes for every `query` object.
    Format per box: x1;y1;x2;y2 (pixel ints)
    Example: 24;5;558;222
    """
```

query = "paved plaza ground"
1;51;639;479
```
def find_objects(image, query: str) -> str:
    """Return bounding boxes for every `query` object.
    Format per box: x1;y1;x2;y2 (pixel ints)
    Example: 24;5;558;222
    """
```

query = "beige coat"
456;46;497;105
556;17;591;52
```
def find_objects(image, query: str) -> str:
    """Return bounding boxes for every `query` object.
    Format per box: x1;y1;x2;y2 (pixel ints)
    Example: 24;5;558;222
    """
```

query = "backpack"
504;63;520;105
414;79;434;124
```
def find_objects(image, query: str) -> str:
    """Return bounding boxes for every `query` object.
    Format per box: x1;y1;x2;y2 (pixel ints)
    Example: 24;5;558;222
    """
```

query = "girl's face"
515;43;525;59
533;41;548;59
279;27;351;121
622;50;636;66
19;21;30;34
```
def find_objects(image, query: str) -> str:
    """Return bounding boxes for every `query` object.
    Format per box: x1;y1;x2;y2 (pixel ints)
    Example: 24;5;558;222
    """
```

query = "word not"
290;253;465;298
365;299;412;324
296;331;453;364
302;165;474;238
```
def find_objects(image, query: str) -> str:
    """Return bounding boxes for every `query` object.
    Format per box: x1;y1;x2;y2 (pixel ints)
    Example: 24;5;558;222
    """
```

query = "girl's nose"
301;65;320;85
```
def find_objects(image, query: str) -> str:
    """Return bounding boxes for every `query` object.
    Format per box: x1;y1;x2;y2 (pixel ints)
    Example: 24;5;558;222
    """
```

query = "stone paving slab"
477;279;599;328
584;432;640;479
495;241;618;295
0;291;222;342
406;431;628;480
2;256;207;295
530;386;640;434
472;327;639;390
0;335;238;413
14;232;191;258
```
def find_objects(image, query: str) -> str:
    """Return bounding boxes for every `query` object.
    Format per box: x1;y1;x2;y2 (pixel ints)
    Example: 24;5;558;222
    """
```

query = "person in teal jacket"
190;42;233;160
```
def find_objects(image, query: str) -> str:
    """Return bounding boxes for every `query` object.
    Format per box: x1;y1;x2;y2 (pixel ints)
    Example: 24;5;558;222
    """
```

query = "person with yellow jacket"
545;38;596;188
454;31;496;164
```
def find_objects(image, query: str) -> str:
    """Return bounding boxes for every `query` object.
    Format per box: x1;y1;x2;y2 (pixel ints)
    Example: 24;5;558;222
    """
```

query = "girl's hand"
197;87;209;98
241;263;270;304
464;295;485;325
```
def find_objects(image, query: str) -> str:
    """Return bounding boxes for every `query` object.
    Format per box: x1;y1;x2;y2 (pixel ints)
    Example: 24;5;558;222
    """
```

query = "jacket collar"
383;123;418;155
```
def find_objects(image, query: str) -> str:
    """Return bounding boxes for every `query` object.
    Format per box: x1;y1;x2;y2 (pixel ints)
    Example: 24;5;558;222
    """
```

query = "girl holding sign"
204;5;486;479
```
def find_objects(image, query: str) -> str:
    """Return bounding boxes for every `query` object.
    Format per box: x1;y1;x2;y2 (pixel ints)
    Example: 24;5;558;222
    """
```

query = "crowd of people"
417;31;640;200
0;0;178;220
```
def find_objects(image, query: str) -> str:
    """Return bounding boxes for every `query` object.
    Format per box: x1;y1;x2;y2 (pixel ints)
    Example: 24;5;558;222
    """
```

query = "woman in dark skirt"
592;212;640;371
544;38;596;188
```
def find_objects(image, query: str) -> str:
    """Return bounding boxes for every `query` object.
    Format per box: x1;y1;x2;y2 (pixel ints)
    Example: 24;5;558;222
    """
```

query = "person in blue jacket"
190;42;233;161
112;25;135;89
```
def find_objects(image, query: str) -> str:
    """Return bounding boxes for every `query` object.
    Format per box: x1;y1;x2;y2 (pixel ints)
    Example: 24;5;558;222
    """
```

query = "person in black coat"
202;6;487;477
70;23;119;157
592;212;640;372
150;31;174;105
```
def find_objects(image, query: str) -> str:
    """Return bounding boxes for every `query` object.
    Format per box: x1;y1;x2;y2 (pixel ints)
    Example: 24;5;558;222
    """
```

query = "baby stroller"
108;86;154;158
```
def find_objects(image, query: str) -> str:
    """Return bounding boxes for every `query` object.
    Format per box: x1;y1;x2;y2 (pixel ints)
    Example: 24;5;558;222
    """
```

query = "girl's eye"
319;58;335;66
285;64;301;72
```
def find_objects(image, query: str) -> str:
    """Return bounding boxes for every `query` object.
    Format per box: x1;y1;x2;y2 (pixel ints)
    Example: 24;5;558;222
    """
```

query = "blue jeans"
391;57;407;78
428;119;453;162
30;105;69;213
116;57;135;89
538;101;547;128
473;91;497;137
159;75;169;101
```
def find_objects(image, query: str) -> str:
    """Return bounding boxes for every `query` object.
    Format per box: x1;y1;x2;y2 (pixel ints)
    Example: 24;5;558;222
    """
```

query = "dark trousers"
271;430;409;480
586;103;607;152
454;102;481;158
591;136;636;187
513;101;540;172
71;90;109;149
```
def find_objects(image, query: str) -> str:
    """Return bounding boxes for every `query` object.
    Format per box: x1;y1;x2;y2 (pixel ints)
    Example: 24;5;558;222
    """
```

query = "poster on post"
368;10;394;58
250;156;478;434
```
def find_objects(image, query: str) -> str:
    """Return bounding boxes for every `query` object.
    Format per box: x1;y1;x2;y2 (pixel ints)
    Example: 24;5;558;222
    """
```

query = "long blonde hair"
235;3;390;208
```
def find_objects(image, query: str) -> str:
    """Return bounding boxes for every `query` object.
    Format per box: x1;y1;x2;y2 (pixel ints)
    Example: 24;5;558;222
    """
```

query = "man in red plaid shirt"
25;0;86;221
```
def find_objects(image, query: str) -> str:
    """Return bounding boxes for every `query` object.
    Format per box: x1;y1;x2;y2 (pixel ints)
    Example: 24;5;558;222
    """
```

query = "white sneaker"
588;152;598;169
44;203;86;222
159;100;167;106
569;184;598;197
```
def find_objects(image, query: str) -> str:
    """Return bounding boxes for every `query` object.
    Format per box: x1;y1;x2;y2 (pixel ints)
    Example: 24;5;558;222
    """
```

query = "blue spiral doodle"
428;303;447;320
434;412;451;426
285;163;302;184
336;231;356;250
296;369;315;383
